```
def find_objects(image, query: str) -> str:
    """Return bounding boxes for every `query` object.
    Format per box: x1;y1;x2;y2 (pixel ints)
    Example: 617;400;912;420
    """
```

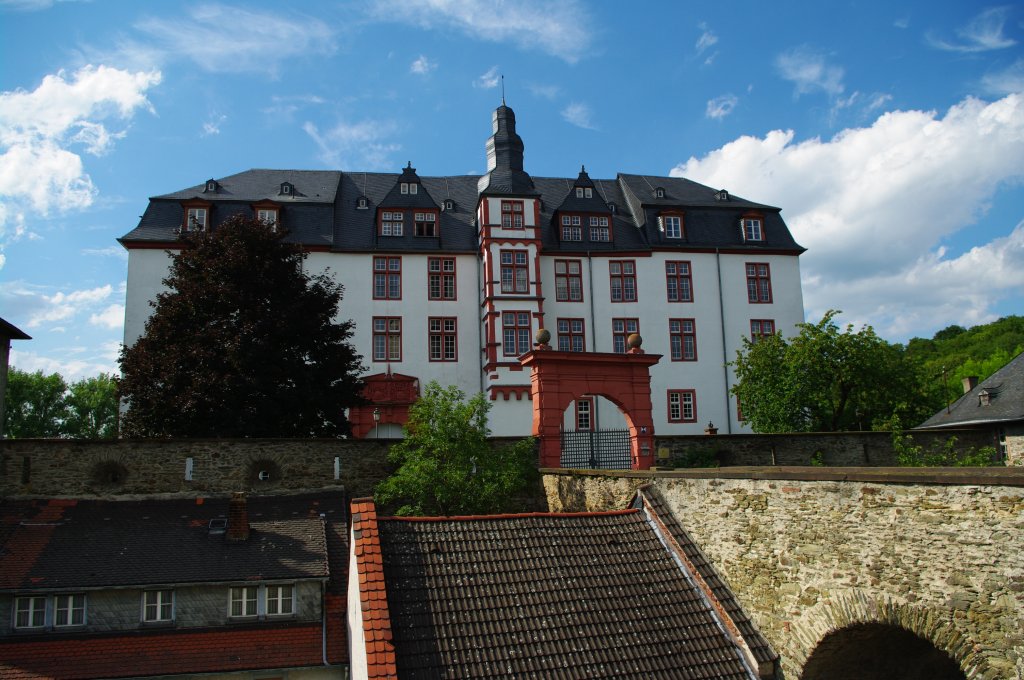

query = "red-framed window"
742;214;764;241
372;317;401;362
666;261;693;302
612;318;639;354
588;215;610;242
737;397;745;422
428;256;456;300
501;200;524;228
575;397;594;431
380;210;404;236
609;260;637;302
669;318;697;361
557;318;585;352
428;317;457;361
373;256;401;300
182;200;211;232
660;212;684;239
500;250;529;294
502;311;531;357
668;389;697;423
746;263;772;303
414;211;438;237
560;214;582;241
554;259;583;302
750;319;776;341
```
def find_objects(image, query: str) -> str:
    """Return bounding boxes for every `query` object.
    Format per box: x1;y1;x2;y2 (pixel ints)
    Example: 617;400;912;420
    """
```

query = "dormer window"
186;207;207;231
257;208;278;229
443;199;455;212
716;189;730;201
501;200;524;228
280;182;293;196
655;187;665;199
414;211;437;237
357;196;369;210
560;215;582;241
204;179;219;193
742;215;764;241
659;212;684;239
589;216;610;242
380;211;404;236
400;182;418;195
575;187;593;199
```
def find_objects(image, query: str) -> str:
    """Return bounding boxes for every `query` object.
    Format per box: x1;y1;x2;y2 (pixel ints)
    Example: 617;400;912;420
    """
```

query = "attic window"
742;216;763;241
257;208;278;230
575;187;593;198
443;199;455;211
979;389;994;406
400;182;418;195
357;196;369;210
655;187;665;199
280;182;293;196
716;189;729;201
607;202;617;214
186;207;207;231
204;179;219;193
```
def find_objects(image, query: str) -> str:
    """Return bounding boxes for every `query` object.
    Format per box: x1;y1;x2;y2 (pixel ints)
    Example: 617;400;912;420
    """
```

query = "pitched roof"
0;317;30;341
918;350;1024;428
352;499;769;679
0;494;339;591
350;498;398;679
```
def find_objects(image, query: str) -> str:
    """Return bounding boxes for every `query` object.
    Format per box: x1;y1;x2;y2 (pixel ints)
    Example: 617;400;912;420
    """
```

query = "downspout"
715;248;732;434
477;239;486;397
321;579;328;666
587;252;600;430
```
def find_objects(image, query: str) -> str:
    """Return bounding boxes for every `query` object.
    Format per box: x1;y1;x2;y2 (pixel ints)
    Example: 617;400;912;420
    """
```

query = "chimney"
962;376;979;394
227;492;250;541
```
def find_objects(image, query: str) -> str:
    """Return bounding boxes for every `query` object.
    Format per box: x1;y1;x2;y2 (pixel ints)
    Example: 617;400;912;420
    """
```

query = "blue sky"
1;0;1022;380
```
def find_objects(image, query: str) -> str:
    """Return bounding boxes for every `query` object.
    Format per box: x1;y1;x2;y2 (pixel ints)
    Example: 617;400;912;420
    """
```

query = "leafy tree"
375;382;537;516
3;368;69;438
886;416;998;467
119;216;364;437
731;310;928;433
64;373;119;439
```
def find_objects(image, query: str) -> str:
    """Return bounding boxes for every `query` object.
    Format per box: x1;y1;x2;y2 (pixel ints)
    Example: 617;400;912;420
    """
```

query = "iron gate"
560;428;633;470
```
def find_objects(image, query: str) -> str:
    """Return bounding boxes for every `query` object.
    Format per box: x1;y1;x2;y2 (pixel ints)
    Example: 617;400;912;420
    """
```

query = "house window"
54;594;86;627
668;390;697;422
230;586;259;618
501;200;524;228
414;212;437;237
575;397;594;431
662;215;682;239
280;182;293;195
557;318;585;352
655;187;665;198
143;590;174;623
186;207;207;231
428;257;456;300
750;319;775;341
380;211;404;236
743;218;763;241
502;311;531;357
554;259;583;302
589;216;610;242
609;260;637;302
575;187;593;199
612;318;639;354
428;317;457;361
373;256;401;300
357;196;369;209
560;215;582;241
373;317;402;362
256;208;278;229
400;182;418;195
669;319;697;361
500;250;529;294
266;585;294;616
666;261;693;302
746;263;772;303
14;596;46;629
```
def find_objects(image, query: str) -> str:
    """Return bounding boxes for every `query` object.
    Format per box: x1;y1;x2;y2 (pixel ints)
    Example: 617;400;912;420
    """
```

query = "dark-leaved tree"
119;216;364;437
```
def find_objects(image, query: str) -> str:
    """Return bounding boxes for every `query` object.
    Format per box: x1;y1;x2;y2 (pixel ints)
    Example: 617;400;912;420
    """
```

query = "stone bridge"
542;467;1024;680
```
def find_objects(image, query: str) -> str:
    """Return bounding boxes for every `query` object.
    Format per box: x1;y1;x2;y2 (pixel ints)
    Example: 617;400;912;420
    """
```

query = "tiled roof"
356;500;764;679
0;494;339;591
350;498;398;679
918;350;1024;428
0;623;331;679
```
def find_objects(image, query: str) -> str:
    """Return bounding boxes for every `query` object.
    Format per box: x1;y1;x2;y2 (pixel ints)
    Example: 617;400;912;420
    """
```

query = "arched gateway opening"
801;623;966;680
519;335;661;470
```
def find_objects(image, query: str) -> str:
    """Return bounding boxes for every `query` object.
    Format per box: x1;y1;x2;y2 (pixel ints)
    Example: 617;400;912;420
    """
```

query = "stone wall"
542;468;1024;680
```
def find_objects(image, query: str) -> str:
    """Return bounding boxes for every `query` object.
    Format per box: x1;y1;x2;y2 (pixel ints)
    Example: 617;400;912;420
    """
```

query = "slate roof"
918;350;1024;428
351;498;767;679
0;317;30;341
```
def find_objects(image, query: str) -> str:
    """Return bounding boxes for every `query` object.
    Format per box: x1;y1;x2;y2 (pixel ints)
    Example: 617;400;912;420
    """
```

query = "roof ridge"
381;509;638;522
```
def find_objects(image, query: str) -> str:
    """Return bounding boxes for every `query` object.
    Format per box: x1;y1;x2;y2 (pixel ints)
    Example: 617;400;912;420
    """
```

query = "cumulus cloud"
27;284;113;328
561;102;597;130
367;0;593;63
9;347;119;381
89;303;125;330
776;46;845;97
303;119;401;170
927;7;1016;53
410;55;436;75
671;93;1024;339
474;66;500;89
706;94;738;119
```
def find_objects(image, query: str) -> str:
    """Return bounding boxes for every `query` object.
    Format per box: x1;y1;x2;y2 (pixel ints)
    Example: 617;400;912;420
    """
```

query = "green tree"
731;310;928;433
3;368;69;438
375;382;537;516
64;373;119;439
118;216;364;437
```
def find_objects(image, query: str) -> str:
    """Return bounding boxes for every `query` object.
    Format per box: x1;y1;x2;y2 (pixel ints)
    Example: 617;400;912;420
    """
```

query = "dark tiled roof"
372;507;760;679
534;176;649;254
0;317;30;341
918;351;1024;428
0;493;342;591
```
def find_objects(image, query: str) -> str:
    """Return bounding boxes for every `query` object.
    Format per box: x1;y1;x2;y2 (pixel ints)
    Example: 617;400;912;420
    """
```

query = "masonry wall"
542;468;1024;680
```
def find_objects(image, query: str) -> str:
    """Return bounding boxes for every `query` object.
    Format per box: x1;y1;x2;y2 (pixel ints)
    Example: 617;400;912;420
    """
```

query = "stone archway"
519;339;661;470
801;623;966;680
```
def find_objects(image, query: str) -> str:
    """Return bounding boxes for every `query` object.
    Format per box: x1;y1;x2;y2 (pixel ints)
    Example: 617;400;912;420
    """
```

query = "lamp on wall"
372;407;381;439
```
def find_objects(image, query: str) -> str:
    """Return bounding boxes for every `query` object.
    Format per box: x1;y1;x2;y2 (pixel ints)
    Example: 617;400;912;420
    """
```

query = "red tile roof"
350;497;397;679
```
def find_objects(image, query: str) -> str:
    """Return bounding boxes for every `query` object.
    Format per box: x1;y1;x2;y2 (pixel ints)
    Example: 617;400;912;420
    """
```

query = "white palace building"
119;104;805;439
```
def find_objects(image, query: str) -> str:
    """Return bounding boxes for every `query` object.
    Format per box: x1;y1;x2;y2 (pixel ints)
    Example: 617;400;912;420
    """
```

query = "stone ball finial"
627;333;642;349
535;328;551;345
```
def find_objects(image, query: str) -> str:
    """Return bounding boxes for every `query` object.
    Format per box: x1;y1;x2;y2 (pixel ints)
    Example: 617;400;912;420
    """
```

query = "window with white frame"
609;261;637;302
54;594;86;627
589;216;610;242
399;182;418;195
143;590;174;623
662;215;682;239
669;319;697;361
428;317;457;361
230;586;259;618
186;207;207;231
575;397;594;431
373;317;402;362
414;212;437;237
666;261;693;302
557;318;585;352
612;318;639;353
256;208;278;228
746;263;772;303
750;319;776;341
574;187;593;199
428;257;456;300
500;250;529;294
560;215;582;241
501;200;524;228
373;256;401;299
380;211;404;236
554;259;583;302
742;217;763;241
266;585;294;616
14;596;46;629
502;311;531;357
668;390;697;422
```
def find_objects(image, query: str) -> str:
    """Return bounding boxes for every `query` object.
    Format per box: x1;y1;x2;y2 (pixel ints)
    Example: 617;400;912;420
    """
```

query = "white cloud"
527;83;560;100
775;46;845;97
410;55;436;75
474;66;501;89
202;113;227;136
561;102;597;130
134;5;335;75
695;22;718;63
27;284;113;328
671;93;1024;339
9;347;119;381
706;94;738;120
928;7;1016;53
367;0;593;63
983;58;1024;95
89;303;125;329
303;119;401;170
82;245;128;260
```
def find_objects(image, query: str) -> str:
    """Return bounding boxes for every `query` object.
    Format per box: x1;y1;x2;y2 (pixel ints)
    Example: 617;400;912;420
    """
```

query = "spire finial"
501;75;505;105
406;161;412;169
